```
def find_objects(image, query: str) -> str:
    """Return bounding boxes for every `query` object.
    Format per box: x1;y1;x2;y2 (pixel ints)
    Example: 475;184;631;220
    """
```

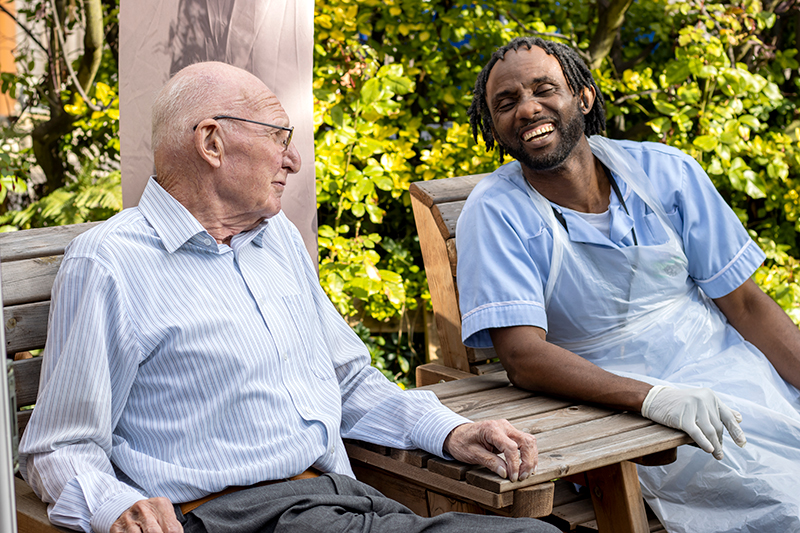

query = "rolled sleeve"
694;239;766;298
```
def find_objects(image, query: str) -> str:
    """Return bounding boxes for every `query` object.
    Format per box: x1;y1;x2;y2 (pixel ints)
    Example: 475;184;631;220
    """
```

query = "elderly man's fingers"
444;420;539;482
516;430;538;480
489;421;538;481
111;497;182;533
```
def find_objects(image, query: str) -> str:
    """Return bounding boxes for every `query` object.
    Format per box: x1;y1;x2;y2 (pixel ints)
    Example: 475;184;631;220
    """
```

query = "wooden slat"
13;357;42;407
408;174;489;209
5;301;50;355
510;404;615;434
426;490;486;517
415;362;475;387
430;200;465;241
390;449;433;468
1;256;63;306
465;424;691;492
411;192;471;372
534;413;654;454
458;395;572;423
17;410;32;440
445;238;457;277
426;457;471;480
345;442;514;509
549;496;597;531
440;386;535;415
417;370;510;399
0;222;99;262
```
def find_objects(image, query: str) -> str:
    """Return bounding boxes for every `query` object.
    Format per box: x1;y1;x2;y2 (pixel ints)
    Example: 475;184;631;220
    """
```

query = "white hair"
151;62;254;159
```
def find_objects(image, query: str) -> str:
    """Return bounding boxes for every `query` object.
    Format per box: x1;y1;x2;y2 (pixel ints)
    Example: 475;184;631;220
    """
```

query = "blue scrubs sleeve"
456;171;552;349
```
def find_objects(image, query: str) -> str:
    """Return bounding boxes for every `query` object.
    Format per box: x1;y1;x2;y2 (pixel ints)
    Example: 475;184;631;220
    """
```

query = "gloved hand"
641;385;747;460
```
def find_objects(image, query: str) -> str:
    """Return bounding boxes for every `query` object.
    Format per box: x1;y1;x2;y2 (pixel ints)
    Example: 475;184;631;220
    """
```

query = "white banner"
119;0;317;259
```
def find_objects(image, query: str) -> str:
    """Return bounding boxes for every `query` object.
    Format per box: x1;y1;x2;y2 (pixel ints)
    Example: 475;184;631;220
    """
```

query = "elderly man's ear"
194;120;224;169
578;86;596;115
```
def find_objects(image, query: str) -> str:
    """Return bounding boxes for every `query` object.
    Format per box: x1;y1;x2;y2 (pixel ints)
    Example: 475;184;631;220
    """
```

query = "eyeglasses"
193;115;294;148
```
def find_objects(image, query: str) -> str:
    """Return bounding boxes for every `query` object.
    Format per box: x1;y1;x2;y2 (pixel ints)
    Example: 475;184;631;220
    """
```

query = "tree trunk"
30;0;105;197
587;0;634;69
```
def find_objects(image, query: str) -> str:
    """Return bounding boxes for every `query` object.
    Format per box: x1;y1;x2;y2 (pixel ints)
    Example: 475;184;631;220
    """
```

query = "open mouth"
521;123;555;142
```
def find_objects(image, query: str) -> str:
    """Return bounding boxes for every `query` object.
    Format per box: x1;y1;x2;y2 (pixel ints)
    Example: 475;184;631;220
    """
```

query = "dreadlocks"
467;37;606;159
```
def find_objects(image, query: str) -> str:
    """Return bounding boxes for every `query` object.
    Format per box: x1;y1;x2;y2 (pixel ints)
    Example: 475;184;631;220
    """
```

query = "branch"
506;11;592;63
612;89;660;105
0;3;48;52
47;0;110;112
587;0;634;69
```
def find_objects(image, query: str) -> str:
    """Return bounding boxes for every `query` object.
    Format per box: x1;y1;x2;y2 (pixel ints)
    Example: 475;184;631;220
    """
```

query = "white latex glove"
641;385;747;460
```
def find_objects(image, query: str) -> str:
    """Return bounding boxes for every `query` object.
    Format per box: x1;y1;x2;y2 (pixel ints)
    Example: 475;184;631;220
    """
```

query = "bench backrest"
409;174;500;375
2;222;100;438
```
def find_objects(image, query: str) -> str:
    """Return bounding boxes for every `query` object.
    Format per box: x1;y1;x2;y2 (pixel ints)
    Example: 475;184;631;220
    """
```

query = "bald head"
151;62;273;170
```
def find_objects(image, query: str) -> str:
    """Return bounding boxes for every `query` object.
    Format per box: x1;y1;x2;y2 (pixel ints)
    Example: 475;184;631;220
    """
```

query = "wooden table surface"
346;371;693;532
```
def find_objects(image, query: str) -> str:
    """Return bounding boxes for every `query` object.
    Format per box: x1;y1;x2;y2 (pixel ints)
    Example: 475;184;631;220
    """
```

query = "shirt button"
305;407;313;416
203;238;212;245
282;353;289;362
330;448;335;456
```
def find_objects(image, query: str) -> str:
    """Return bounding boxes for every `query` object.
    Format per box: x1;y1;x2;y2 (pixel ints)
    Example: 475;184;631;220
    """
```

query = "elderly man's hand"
111;497;182;533
443;420;537;482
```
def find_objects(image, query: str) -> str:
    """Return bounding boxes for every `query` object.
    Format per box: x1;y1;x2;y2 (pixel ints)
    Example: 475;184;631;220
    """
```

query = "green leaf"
739;115;760;129
330;105;344;127
693;135;718;152
664;62;691;86
360;78;383;106
653;100;678;115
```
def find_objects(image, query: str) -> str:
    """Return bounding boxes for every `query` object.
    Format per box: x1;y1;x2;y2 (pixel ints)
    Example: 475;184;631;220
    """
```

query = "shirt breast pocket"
281;294;336;381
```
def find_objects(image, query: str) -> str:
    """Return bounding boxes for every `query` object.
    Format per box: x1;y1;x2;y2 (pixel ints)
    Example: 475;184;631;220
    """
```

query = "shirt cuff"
90;492;149;533
695;240;766;298
409;394;472;458
461;300;548;348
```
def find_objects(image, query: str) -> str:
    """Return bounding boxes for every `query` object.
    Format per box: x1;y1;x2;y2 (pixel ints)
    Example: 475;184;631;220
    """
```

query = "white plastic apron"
524;136;800;533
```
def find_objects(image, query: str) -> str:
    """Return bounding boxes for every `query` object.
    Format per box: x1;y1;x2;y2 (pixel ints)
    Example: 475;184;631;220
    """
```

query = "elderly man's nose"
285;143;301;173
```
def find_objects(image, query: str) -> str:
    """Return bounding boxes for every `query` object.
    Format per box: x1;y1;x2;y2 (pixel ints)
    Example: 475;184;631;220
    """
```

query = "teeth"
523;124;554;141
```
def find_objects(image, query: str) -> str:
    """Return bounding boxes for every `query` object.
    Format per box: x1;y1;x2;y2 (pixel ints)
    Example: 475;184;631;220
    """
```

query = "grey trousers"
177;473;561;533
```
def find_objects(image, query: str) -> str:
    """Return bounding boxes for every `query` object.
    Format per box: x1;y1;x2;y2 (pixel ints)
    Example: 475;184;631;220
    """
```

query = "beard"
497;104;585;172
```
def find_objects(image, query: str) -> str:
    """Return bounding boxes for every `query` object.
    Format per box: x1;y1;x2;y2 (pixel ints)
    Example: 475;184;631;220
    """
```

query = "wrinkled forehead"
226;80;289;124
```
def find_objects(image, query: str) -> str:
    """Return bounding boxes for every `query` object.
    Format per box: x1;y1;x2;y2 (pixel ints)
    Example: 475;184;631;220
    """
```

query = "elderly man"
457;37;800;533
18;62;560;533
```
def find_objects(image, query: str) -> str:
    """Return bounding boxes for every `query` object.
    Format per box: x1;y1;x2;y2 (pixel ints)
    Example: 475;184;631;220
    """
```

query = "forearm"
715;279;800;390
490;326;653;411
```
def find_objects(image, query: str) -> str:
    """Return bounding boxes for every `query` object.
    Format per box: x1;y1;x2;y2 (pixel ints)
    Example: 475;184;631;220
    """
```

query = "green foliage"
0;0;119;214
0;168;121;230
314;0;800;383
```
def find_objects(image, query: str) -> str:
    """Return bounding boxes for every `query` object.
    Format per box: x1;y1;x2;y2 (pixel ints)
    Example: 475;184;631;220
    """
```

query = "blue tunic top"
456;139;766;348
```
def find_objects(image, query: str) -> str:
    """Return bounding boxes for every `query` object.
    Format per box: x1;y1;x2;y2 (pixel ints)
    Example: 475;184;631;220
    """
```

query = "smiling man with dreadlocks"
456;36;800;532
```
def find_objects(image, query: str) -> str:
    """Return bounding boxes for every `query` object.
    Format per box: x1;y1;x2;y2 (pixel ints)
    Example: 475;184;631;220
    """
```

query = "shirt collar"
138;177;212;253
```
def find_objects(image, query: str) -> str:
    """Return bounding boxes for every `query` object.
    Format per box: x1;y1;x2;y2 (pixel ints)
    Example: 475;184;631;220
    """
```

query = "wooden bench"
3;217;675;533
2;222;101;532
409;173;500;384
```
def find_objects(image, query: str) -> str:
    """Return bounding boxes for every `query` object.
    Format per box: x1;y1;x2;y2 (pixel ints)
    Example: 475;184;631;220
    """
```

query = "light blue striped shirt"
19;178;469;533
